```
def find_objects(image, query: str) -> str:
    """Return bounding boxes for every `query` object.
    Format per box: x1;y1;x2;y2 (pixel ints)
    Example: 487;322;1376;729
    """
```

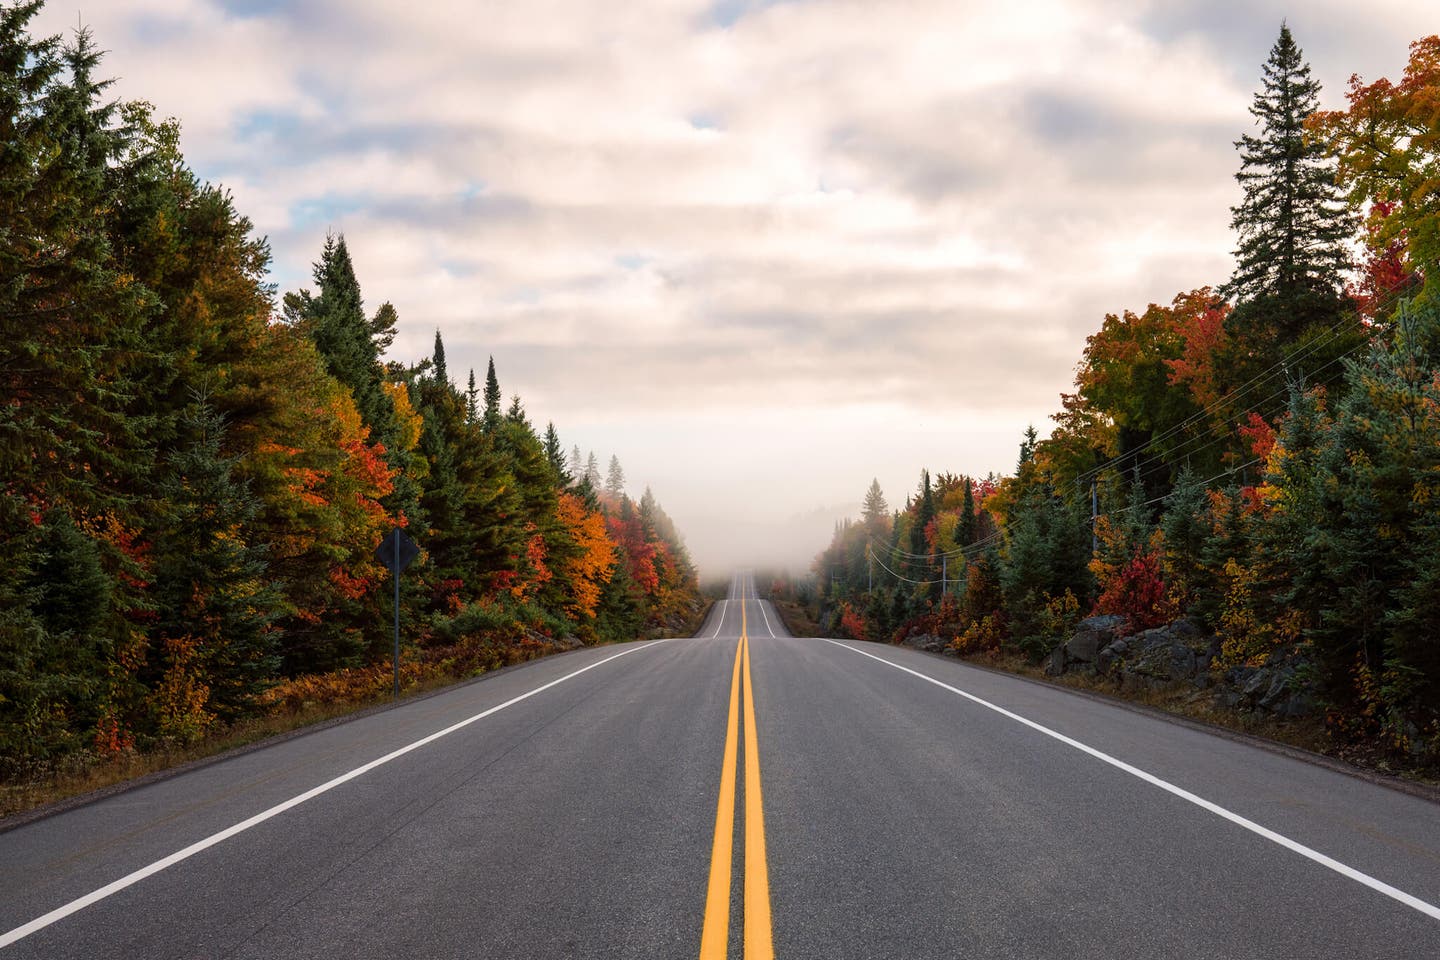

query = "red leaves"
1165;289;1232;412
1239;412;1277;461
1093;544;1175;633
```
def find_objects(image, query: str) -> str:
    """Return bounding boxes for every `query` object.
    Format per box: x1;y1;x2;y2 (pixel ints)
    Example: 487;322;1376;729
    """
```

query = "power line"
1073;297;1396;487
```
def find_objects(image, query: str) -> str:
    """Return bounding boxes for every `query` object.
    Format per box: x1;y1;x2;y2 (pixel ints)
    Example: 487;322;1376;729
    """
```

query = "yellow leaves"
383;379;423;453
154;634;215;744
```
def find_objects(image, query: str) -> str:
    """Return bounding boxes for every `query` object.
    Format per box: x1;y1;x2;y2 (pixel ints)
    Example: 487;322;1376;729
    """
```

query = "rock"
1096;637;1130;675
903;633;946;654
1043;644;1067;677
1065;614;1126;663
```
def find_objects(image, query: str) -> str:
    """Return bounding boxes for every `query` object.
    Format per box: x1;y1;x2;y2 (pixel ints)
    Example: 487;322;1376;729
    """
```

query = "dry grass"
3;608;716;826
956;648;1440;786
770;598;821;638
0;655;534;824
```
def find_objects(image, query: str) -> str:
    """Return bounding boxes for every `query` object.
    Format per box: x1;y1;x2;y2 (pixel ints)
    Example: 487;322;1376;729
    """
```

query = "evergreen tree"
150;399;278;730
584;451;602;490
1223;24;1353;346
543;423;570;485
482;355;501;433
570;445;584;480
861;479;888;531
370;302;398;355
432;329;448;386
466;369;478;423
605;455;625;498
958;476;978;548
506;394;527;425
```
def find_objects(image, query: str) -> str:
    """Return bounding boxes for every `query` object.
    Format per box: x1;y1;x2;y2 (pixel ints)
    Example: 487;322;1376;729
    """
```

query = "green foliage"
0;11;700;775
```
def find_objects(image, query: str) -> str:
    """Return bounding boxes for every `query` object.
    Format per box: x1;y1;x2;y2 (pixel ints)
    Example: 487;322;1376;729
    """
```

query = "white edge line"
0;638;674;948
707;600;728;638
755;598;778;638
817;637;1440;923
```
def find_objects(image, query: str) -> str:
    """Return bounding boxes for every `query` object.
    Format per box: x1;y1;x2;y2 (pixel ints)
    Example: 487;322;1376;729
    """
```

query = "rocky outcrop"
902;633;948;654
1044;615;1125;676
1046;615;1315;718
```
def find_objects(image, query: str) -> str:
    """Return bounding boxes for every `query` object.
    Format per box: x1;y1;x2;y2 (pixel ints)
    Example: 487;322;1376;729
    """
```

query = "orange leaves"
508;528;553;602
154;634;215;743
555;492;616;619
837;600;868;642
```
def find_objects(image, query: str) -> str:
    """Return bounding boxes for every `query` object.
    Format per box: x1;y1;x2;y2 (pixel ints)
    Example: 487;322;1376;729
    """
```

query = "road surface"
2;573;1437;958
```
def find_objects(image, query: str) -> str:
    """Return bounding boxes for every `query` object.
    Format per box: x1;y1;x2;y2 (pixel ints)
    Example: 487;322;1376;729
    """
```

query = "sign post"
374;527;419;700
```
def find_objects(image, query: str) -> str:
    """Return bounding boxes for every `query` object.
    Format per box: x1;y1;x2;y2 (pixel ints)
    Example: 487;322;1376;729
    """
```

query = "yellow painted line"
699;585;776;959
741;632;775;958
699;638;744;959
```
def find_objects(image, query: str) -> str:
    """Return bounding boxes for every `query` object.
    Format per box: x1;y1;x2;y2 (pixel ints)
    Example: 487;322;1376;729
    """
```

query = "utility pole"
941;553;947;594
867;545;872;593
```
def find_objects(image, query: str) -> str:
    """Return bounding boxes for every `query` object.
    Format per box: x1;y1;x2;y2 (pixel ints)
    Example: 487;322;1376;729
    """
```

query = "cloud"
27;0;1435;571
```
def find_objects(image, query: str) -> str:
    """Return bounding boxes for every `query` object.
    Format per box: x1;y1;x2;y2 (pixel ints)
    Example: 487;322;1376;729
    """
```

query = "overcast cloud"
32;0;1435;575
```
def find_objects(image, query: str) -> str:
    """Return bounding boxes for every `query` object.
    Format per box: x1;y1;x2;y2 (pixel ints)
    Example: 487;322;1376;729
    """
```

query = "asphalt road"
2;572;1438;958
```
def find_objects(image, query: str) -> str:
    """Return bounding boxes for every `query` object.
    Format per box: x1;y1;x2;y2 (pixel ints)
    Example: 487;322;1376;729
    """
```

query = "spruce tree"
958;476;978;548
466;369;478;423
861;479;888;531
370;302;398;355
1223;23;1353;345
543;422;569;485
150;399;279;727
482;355;501;433
432;328;448;386
606;455;626;498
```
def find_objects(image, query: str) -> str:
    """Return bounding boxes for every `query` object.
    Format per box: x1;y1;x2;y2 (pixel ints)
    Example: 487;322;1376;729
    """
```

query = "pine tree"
432;329;448;386
466;369;478;423
861;479;888;531
1223;23;1353;344
482;356;501;433
605;455;626;498
370;302;398;355
570;445;584;480
584;451;602;489
150;399;279;730
543;423;570;485
506;394;527;425
958;476;978;548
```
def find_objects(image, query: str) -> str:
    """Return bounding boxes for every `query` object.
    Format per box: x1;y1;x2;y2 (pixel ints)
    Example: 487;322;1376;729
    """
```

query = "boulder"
1095;637;1131;675
1043;644;1067;677
1065;615;1126;664
903;633;947;654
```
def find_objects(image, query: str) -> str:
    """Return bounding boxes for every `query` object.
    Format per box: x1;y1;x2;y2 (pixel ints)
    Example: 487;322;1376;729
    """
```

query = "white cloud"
28;0;1436;572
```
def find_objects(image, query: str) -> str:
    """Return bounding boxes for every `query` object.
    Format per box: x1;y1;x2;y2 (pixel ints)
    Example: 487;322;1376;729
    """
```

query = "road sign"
375;527;420;700
375;527;419;573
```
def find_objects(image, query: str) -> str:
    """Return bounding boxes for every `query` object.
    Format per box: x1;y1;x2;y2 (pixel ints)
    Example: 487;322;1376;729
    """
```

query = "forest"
0;2;700;784
810;26;1440;768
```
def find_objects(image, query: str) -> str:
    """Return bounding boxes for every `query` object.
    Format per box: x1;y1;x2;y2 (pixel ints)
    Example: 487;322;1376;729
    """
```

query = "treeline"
815;27;1440;763
0;4;698;773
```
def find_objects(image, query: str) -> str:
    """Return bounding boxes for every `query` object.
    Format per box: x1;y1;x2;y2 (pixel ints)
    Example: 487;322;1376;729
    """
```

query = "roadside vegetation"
808;26;1440;777
0;3;701;817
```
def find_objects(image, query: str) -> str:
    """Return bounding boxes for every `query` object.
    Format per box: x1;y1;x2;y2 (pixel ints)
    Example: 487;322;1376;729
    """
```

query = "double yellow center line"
699;601;774;959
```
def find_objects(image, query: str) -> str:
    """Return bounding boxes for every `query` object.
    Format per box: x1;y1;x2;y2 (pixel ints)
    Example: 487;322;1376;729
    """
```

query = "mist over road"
3;574;1437;958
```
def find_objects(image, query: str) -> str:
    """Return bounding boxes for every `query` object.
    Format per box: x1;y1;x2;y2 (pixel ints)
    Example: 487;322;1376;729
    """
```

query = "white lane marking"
818;638;1440;922
0;639;674;948
707;600;729;638
755;599;778;638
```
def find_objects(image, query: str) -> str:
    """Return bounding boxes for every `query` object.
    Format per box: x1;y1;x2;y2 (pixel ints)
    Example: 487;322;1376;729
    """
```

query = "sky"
31;0;1434;577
